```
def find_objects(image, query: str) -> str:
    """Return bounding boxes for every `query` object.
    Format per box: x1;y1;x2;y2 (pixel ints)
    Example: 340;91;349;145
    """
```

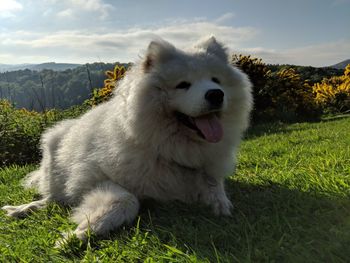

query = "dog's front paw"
200;188;233;216
199;177;233;216
212;195;233;216
55;229;87;249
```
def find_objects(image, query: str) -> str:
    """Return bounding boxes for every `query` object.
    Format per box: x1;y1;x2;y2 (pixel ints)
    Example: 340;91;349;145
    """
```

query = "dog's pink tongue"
194;114;223;143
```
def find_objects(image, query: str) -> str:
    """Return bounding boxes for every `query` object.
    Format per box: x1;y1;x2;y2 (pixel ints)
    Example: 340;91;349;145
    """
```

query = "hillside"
0;62;127;111
330;59;350;69
0;64;32;72
0;62;81;73
31;62;81;71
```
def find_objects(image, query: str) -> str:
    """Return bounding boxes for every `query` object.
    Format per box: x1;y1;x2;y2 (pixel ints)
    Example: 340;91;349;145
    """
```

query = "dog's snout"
205;89;224;107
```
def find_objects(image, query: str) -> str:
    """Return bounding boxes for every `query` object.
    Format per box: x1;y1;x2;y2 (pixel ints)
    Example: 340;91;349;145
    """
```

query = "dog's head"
135;37;252;144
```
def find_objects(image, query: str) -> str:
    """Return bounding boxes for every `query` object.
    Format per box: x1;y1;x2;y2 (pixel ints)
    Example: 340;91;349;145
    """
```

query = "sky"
0;0;349;66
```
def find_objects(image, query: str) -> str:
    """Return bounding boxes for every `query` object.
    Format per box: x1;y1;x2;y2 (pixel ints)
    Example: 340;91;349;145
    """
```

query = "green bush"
1;100;44;166
0;100;88;166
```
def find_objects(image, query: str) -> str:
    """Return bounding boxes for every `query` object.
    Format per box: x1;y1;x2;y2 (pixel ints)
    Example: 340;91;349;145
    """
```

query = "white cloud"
215;12;235;24
285;40;350;66
0;0;23;18
59;0;113;19
1;11;348;67
0;19;257;63
57;9;74;18
0;0;22;11
39;0;113;20
70;0;109;11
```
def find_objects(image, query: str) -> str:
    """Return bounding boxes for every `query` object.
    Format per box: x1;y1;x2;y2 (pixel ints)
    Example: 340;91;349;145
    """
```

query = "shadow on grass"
135;180;350;262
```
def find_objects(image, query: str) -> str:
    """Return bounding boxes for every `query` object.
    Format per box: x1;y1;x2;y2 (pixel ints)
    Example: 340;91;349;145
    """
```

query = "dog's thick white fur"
2;37;252;241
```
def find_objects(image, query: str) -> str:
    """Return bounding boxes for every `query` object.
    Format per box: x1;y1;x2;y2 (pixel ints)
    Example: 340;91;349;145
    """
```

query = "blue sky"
1;0;349;66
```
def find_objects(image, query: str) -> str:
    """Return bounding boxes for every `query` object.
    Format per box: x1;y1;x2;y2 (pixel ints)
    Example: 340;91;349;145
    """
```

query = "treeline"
0;62;129;111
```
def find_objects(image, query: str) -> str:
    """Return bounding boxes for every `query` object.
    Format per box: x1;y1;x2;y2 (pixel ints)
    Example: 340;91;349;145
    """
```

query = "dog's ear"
143;39;176;72
197;36;228;62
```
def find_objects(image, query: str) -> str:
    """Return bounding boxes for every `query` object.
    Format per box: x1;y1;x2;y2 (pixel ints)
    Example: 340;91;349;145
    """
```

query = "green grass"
1;118;350;262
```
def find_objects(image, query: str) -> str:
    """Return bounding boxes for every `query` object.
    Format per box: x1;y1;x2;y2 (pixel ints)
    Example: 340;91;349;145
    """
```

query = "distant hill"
329;59;350;69
0;62;81;72
0;63;33;72
31;62;81;71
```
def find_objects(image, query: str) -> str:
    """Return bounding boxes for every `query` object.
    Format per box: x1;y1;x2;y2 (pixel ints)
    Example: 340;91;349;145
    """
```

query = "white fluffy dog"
2;37;252;241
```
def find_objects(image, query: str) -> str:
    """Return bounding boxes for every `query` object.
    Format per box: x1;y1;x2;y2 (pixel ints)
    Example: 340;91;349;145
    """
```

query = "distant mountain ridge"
0;62;81;72
329;59;350;69
1;59;349;72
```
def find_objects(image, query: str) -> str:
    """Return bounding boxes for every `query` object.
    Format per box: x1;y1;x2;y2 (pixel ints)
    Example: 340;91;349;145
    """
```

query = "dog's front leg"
198;176;233;216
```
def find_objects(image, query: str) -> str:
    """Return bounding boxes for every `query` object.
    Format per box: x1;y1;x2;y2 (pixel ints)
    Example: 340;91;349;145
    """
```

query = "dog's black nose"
205;89;224;107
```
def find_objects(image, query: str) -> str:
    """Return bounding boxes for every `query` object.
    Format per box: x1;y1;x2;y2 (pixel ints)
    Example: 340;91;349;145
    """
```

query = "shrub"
232;55;321;122
1;100;47;166
232;55;271;121
88;65;126;106
264;68;320;121
312;64;350;114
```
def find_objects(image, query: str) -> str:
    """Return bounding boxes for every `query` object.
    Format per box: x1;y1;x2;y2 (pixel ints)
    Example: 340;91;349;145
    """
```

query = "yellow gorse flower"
312;64;350;111
89;65;127;106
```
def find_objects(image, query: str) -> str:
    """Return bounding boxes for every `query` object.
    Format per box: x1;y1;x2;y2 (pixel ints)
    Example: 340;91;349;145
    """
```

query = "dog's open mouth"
175;111;223;143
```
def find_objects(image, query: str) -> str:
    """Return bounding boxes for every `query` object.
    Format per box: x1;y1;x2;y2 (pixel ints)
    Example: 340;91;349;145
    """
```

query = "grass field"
1;118;349;262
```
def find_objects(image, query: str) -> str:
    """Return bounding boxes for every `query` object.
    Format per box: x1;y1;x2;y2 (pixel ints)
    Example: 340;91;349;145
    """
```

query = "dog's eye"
175;81;191;90
211;77;221;84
